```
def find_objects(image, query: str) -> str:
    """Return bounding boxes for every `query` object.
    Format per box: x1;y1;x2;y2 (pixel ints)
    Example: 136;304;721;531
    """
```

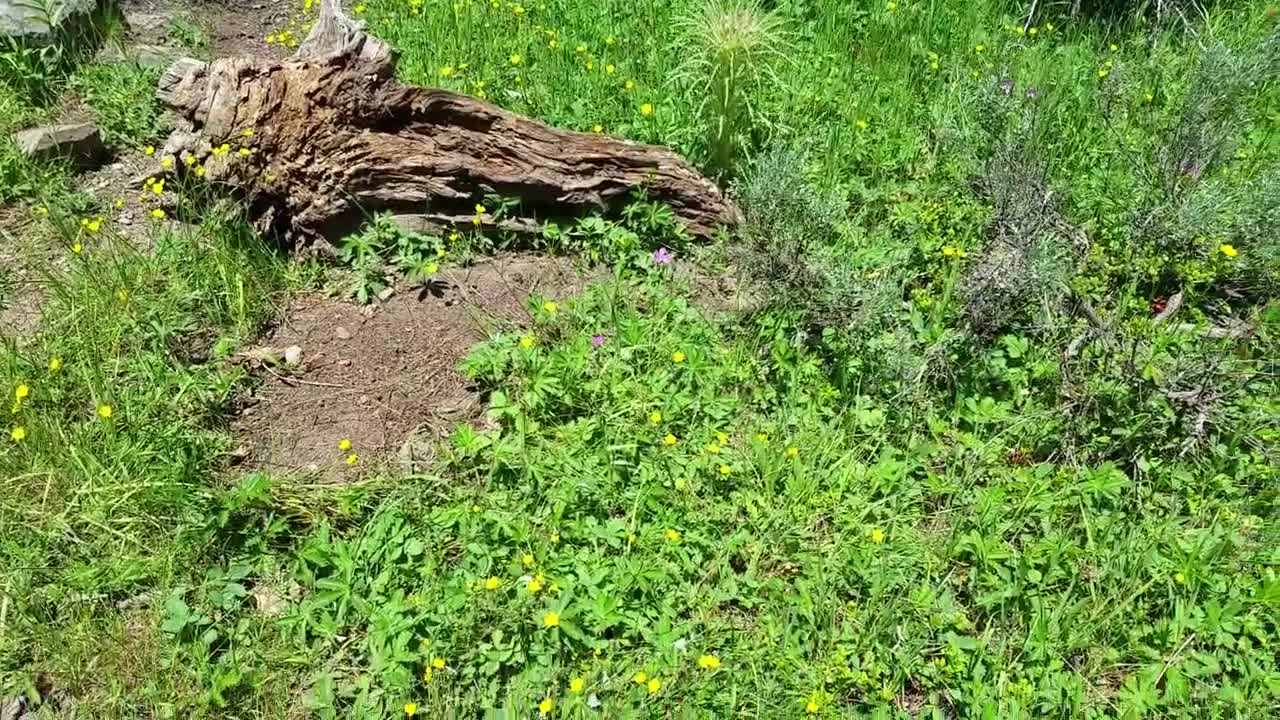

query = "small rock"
123;12;171;34
339;359;351;367
127;44;185;68
13;123;108;170
283;345;303;367
334;326;352;340
377;286;395;301
228;445;250;465
251;586;287;618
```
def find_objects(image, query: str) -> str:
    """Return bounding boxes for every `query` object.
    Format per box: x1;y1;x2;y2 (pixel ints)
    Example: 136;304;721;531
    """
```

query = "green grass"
1;0;1278;718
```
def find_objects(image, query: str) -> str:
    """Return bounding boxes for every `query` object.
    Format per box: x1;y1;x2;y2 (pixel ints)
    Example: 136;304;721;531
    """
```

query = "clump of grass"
69;62;167;148
675;0;787;179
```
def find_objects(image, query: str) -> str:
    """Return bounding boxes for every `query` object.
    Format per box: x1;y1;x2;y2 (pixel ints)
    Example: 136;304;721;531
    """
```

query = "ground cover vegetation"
1;0;1278;718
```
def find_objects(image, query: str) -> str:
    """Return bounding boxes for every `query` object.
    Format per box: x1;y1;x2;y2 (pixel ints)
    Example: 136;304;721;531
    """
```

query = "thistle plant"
675;0;787;180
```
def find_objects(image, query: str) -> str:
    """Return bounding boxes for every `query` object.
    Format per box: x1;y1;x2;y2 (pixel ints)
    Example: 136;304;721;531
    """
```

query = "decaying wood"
156;0;738;249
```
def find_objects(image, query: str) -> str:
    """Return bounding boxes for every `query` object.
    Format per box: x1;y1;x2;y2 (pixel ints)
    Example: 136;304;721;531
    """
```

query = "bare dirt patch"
234;254;591;478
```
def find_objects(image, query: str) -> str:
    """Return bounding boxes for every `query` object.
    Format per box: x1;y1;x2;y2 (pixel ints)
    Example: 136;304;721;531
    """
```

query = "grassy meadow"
2;0;1279;718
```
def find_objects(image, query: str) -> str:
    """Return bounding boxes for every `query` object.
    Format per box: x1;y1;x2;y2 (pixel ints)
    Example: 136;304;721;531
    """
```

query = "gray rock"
12;123;108;170
283;345;303;367
0;0;96;38
334;326;351;340
377;286;395;301
124;11;170;34
98;42;184;67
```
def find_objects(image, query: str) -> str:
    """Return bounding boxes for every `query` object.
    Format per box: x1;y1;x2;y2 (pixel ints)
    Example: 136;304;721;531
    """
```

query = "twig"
264;366;348;389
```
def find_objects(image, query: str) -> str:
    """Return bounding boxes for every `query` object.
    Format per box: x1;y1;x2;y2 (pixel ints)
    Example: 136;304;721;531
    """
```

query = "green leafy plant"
675;0;788;178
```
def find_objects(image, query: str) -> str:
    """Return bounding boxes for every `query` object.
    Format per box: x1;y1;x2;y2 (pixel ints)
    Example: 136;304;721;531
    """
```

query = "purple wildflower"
653;247;675;265
591;334;607;348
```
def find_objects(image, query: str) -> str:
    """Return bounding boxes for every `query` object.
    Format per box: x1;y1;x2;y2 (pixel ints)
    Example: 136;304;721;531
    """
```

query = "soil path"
234;254;592;479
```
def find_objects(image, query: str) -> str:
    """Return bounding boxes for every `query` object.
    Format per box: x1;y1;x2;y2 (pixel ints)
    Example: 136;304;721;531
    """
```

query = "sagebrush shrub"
732;145;898;333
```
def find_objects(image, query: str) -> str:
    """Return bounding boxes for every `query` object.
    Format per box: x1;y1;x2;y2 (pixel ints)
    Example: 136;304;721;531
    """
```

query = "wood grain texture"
155;0;737;249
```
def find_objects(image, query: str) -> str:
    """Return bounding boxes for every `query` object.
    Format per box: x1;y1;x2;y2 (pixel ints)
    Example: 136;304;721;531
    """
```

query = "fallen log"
155;0;738;250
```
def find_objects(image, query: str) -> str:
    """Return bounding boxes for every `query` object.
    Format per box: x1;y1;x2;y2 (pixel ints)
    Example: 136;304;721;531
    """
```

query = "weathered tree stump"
156;0;738;250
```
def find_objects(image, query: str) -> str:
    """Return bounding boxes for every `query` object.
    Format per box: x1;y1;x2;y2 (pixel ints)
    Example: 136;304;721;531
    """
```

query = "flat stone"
334;326;351;340
12;123;108;170
0;0;96;38
97;43;185;67
124;11;171;34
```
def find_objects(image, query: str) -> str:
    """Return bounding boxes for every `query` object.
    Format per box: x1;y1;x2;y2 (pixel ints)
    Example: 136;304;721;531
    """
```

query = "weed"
674;0;788;178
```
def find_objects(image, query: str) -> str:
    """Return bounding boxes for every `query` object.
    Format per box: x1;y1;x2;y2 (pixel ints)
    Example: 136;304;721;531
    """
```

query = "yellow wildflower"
338;438;352;451
870;527;886;544
1110;43;1119;52
786;446;799;458
97;404;113;419
647;677;661;694
975;44;985;53
593;124;603;133
624;79;635;91
1098;69;1109;78
542;301;558;313
755;432;768;442
528;576;543;593
886;1;897;9
605;64;615;74
48;357;62;373
440;65;454;78
664;433;677;446
649;411;662;425
719;464;731;476
570;676;584;693
161;157;173;169
806;699;820;713
151;208;166;220
632;672;648;684
1028;26;1037;35
855;119;868;130
705;443;720;454
15;384;29;402
672;351;686;363
404;703;416;716
716;431;729;443
640;103;654;116
538;698;552;715
117;288;129;303
422;668;433;683
543;611;560;627
10;426;25;442
522;553;535;567
665;528;681;542
239;148;251;157
485;576;500;590
520;336;535;349
698;654;721;670
1174;572;1186;584
509;53;522;65
1219;244;1238;258
242;129;254;138
72;242;83;254
431;657;446;669
145;145;155;155
346;453;358;465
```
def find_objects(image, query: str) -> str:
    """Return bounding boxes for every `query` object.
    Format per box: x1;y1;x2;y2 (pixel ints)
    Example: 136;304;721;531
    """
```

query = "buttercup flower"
698;654;721;670
10;426;25;442
570;676;585;693
870;527;886;544
664;434;678;446
672;351;686;363
485;576;500;590
1219;244;1238;258
538;698;553;715
543;611;560;627
404;703;417;716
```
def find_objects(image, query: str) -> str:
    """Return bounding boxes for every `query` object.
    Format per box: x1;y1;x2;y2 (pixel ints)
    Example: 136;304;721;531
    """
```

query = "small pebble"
334;326;351;340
